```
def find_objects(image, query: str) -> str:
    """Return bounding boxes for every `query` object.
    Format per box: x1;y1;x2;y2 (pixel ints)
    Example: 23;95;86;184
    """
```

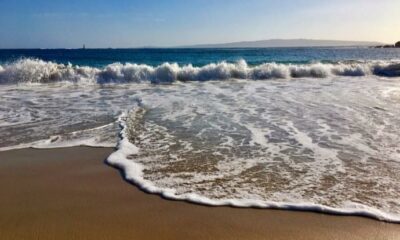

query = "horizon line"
0;38;390;50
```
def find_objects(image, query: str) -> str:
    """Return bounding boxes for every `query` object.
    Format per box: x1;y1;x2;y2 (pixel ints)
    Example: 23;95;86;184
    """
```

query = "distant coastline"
179;39;383;49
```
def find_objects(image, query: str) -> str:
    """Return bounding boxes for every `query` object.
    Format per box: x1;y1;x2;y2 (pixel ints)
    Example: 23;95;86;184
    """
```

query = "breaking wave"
0;58;400;84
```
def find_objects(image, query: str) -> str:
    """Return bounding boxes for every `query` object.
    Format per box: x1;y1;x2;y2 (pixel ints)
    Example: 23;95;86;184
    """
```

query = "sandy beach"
0;147;399;240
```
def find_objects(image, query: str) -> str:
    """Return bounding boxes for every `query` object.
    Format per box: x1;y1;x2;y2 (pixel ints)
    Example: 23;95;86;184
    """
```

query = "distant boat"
82;44;86;50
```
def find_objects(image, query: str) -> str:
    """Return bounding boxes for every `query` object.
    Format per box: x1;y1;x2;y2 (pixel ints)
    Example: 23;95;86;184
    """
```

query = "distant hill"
181;39;383;48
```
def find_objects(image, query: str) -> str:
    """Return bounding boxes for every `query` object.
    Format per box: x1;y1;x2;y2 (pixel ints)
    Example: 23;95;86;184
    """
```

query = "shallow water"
1;48;400;222
1;76;400;221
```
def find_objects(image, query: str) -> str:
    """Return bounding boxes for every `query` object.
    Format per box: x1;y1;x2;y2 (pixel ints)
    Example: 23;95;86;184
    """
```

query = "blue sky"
0;0;399;48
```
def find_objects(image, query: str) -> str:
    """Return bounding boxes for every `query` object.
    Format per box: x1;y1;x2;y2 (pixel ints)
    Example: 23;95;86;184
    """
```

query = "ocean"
0;47;400;222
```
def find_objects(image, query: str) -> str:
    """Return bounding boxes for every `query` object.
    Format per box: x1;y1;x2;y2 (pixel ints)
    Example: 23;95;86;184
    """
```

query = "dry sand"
0;147;399;240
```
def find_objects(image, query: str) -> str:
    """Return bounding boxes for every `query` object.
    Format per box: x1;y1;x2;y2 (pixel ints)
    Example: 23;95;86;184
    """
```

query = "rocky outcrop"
375;45;393;48
375;41;400;48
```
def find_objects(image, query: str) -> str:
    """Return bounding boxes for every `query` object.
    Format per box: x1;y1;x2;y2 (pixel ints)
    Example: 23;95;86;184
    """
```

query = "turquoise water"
1;47;400;67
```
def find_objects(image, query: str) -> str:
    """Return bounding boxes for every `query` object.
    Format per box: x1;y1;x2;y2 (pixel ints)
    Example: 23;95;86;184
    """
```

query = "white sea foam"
107;107;400;223
103;78;400;223
1;71;400;222
0;59;400;84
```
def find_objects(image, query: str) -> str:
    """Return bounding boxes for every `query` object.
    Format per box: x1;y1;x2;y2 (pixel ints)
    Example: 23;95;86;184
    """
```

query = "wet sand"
0;147;399;240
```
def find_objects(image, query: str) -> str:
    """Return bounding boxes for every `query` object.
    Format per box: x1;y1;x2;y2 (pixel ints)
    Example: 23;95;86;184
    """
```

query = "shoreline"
0;147;399;240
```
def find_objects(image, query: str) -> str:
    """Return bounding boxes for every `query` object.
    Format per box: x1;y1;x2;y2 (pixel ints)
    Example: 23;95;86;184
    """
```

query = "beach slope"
0;147;399;240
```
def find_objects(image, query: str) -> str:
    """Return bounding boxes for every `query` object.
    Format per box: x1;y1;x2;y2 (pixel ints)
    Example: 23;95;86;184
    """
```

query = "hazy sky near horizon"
0;0;399;48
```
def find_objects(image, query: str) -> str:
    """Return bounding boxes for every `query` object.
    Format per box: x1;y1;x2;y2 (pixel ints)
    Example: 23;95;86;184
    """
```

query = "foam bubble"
107;96;400;222
104;78;400;222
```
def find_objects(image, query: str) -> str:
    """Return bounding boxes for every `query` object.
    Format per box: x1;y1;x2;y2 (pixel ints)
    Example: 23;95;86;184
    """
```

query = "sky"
0;0;399;48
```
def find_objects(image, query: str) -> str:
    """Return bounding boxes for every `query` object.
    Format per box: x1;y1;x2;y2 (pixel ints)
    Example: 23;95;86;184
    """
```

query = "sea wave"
0;58;399;84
